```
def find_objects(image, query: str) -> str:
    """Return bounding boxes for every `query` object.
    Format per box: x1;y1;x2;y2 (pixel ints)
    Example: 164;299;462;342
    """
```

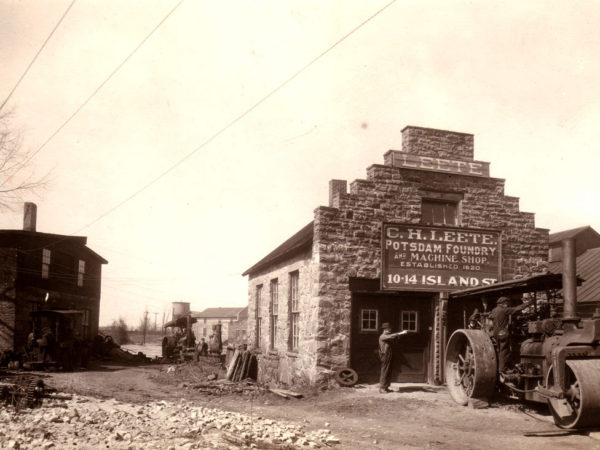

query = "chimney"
23;202;37;232
401;126;474;162
561;237;579;322
329;179;347;208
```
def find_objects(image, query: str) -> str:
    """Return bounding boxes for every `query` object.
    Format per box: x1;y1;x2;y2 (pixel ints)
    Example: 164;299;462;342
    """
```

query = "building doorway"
350;283;434;383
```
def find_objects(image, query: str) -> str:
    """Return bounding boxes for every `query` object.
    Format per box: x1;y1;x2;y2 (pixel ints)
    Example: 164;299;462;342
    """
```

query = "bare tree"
0;111;47;209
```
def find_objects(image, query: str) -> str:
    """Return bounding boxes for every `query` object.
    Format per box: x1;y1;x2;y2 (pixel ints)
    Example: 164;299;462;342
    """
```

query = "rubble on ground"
0;394;340;449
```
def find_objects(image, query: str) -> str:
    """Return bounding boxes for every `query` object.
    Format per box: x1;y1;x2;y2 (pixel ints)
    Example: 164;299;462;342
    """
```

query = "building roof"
449;272;568;300
549;226;600;247
549;246;600;303
0;229;108;264
242;221;314;276
193;307;247;319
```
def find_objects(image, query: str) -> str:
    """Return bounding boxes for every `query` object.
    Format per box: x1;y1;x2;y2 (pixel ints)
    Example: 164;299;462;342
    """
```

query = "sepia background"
1;0;598;327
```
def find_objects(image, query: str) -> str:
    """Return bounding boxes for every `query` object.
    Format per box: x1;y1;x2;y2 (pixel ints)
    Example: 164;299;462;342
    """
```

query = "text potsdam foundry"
382;223;500;291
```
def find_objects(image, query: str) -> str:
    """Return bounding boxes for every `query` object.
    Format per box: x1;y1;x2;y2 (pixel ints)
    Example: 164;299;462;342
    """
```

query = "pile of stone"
186;379;267;397
0;394;340;449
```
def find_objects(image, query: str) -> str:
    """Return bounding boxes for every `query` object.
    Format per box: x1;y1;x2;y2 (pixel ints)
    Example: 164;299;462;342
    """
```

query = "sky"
1;0;599;327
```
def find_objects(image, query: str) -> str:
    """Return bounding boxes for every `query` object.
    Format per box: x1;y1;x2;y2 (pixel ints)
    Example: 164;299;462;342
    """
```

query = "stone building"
243;126;548;386
192;307;247;344
227;306;248;345
0;203;107;353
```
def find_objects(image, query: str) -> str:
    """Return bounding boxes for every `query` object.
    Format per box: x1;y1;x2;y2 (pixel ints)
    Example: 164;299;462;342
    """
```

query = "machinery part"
546;360;600;429
445;329;497;405
24;379;44;408
334;368;358;387
162;336;178;359
162;337;171;359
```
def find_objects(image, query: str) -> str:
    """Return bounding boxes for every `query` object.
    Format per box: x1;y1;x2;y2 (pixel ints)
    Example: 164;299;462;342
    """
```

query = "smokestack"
561;237;579;322
23;202;37;232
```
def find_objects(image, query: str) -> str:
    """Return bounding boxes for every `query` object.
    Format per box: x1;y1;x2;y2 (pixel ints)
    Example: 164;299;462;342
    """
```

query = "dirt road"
9;362;600;449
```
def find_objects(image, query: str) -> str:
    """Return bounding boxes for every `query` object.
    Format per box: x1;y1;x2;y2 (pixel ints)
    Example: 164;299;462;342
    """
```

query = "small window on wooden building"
77;260;86;287
82;309;90;338
360;309;378;332
42;249;51;279
400;311;419;333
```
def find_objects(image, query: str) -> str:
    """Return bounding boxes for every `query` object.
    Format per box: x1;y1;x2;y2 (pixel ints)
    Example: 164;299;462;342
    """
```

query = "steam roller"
445;237;600;429
546;359;600;429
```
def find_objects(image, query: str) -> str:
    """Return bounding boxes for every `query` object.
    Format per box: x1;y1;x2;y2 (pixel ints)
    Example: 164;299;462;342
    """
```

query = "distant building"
0;203;108;353
191;307;247;344
227;307;248;345
548;226;600;317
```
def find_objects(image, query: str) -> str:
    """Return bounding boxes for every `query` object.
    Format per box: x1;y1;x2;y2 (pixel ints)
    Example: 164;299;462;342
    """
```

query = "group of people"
377;295;529;393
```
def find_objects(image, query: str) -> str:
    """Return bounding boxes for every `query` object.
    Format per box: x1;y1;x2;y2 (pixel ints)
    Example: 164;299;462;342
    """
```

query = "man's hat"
497;296;510;305
381;322;391;330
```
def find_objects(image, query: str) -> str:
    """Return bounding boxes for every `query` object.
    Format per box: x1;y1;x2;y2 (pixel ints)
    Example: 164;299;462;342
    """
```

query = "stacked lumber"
225;349;256;382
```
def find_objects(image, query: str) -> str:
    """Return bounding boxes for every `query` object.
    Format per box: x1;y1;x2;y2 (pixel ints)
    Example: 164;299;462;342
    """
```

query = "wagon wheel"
546;360;600;429
445;329;497;406
334;368;358;387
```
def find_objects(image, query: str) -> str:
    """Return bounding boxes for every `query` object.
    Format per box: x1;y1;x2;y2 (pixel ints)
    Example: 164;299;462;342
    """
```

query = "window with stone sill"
255;284;263;348
421;199;458;226
360;309;378;332
400;310;419;333
289;271;300;351
270;279;278;349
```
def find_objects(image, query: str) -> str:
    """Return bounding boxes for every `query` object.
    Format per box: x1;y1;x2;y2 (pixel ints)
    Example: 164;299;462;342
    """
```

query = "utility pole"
142;309;149;345
153;312;158;332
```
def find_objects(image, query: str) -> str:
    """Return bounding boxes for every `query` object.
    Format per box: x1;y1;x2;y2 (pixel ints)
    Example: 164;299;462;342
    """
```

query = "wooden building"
548;226;600;317
243;126;548;386
0;203;107;354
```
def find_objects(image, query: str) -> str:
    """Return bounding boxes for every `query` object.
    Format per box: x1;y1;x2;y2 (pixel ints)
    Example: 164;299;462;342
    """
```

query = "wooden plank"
225;349;240;380
271;388;303;398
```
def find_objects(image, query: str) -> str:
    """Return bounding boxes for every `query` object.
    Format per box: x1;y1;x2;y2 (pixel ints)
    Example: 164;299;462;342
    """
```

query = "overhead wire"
19;0;398;257
0;0;77;113
70;0;398;237
17;0;184;169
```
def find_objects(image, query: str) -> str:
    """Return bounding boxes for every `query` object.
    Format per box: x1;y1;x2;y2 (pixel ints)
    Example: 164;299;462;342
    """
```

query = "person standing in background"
379;322;408;393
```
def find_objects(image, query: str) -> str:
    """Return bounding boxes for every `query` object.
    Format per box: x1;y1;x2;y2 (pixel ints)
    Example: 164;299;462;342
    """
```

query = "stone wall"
246;126;550;386
312;131;548;373
246;247;318;385
401;126;474;161
193;318;233;343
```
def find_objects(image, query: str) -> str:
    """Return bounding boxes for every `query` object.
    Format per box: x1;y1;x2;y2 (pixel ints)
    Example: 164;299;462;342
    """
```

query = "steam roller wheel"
445;329;497;405
546;360;600;429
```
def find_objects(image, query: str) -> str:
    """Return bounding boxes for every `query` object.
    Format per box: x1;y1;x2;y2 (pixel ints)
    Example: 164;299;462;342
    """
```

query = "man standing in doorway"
379;323;408;393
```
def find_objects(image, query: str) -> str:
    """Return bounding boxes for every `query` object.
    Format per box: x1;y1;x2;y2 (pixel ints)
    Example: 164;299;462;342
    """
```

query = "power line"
19;0;184;169
0;0;77;113
71;0;398;235
19;0;397;252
